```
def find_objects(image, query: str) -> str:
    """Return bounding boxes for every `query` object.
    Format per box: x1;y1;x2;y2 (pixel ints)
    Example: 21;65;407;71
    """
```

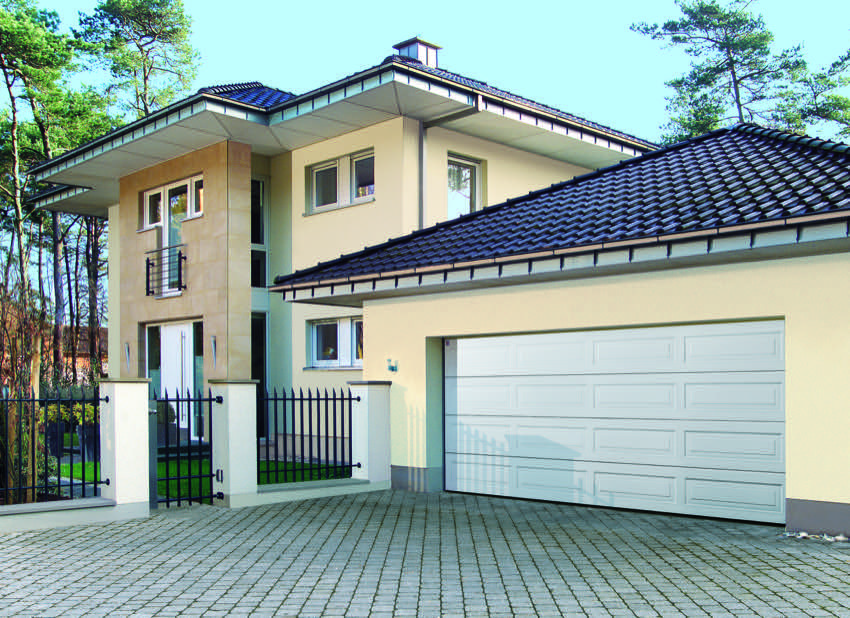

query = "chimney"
393;37;441;68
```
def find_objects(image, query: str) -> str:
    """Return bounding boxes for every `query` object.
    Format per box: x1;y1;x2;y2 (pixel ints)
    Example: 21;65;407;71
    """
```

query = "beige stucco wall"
276;119;591;390
424;126;590;227
360;251;850;506
116;140;252;383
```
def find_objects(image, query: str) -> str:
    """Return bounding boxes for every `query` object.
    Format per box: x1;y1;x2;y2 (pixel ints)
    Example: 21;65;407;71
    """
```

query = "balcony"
145;244;187;297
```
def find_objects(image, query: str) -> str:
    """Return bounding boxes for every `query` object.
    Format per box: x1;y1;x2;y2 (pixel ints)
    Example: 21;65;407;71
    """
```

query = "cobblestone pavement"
1;490;850;617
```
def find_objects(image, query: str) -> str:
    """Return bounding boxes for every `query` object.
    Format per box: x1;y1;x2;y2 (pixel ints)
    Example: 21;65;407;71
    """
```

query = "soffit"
33;74;645;216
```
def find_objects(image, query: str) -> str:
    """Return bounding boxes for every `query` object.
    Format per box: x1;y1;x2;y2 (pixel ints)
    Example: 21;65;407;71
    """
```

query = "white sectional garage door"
444;321;785;523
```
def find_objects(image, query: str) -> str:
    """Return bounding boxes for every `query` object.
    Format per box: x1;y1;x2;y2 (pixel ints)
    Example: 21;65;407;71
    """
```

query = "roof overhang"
30;60;652;217
271;212;850;308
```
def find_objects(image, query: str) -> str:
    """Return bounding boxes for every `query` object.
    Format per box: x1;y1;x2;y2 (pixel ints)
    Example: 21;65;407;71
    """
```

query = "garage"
444;321;786;523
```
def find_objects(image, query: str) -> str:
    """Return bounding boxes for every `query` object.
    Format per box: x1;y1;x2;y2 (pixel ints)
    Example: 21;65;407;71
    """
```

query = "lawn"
59;458;352;502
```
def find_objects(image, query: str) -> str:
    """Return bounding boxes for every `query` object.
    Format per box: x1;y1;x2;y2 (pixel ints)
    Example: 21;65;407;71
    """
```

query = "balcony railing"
145;244;187;296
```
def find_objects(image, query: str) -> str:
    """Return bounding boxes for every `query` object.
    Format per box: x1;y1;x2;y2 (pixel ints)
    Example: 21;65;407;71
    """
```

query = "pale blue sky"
53;0;850;143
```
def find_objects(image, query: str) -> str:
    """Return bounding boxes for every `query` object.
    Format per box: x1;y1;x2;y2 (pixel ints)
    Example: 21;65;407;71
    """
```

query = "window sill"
154;290;183;299
137;213;202;234
303;366;363;371
304;196;375;217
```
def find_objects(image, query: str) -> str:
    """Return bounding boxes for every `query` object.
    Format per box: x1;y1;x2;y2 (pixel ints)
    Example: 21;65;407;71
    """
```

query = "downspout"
418;120;426;230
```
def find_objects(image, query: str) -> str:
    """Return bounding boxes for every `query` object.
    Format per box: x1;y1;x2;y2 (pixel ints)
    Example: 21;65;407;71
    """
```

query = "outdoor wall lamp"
387;358;399;372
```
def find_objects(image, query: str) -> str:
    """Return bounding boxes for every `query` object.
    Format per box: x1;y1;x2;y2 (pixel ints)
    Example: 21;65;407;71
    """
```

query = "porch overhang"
29;59;652;218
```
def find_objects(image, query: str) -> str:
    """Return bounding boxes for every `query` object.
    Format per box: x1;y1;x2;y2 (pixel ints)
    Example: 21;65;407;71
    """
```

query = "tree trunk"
52;215;65;384
85;218;102;382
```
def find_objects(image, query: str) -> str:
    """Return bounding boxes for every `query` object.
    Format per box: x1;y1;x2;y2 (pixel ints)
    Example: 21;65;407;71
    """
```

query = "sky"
52;0;850;144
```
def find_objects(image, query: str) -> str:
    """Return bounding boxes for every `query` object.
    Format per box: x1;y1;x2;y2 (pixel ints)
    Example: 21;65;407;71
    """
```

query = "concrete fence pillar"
209;380;258;507
99;378;150;518
347;381;392;484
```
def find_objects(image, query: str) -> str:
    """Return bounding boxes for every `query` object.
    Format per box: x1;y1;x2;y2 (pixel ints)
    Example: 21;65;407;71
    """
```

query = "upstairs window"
308;150;374;212
447;155;481;219
140;175;203;231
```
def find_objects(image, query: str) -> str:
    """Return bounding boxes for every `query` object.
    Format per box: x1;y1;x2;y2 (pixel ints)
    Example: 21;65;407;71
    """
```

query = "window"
447;155;481;219
308;150;374;211
140;175;203;230
310;318;363;368
251;179;267;288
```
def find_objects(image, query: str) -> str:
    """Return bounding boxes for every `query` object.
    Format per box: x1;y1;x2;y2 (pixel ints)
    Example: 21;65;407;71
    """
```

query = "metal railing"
145;244;186;296
257;388;361;485
151;389;223;507
1;387;109;506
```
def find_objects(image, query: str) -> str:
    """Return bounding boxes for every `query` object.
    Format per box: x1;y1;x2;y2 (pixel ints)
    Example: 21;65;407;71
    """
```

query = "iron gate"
150;389;223;507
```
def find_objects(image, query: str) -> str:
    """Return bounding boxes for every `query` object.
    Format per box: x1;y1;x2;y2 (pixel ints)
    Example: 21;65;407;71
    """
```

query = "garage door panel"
515;463;589;501
593;428;676;458
595;471;677;505
445;320;785;523
683;430;783;465
445;454;512;495
447;454;785;522
684;477;784;518
683;329;783;371
446;416;783;472
448;372;784;421
446;321;784;377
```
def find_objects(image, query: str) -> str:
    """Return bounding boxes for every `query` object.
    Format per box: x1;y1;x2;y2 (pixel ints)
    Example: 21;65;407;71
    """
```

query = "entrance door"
160;323;196;438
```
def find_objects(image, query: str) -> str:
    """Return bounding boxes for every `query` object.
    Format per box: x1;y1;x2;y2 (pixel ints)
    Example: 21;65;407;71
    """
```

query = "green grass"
258;460;351;484
59;458;352;502
62;432;80;448
59;461;99;481
157;459;213;503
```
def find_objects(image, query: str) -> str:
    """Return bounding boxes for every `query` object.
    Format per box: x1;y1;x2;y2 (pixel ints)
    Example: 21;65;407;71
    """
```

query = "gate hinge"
215;469;224;483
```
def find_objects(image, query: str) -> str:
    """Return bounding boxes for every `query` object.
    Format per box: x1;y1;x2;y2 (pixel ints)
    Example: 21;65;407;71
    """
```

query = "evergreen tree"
632;0;805;143
77;0;198;119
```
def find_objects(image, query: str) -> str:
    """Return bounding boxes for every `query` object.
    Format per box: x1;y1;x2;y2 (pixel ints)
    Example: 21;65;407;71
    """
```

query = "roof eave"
270;211;850;301
27;91;276;181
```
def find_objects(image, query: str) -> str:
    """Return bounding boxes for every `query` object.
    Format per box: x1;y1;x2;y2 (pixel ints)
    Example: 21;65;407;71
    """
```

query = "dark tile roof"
274;124;850;287
388;55;657;150
198;82;296;108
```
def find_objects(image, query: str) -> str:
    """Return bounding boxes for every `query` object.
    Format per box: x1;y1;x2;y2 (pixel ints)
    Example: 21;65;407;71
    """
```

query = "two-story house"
28;38;653;437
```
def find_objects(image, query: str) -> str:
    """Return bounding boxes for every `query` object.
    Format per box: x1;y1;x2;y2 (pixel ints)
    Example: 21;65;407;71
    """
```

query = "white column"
347;381;391;483
209;380;258;507
99;379;150;512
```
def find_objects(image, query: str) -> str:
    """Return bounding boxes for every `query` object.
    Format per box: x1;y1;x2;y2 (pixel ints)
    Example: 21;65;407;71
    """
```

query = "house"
272;124;850;535
27;39;651;437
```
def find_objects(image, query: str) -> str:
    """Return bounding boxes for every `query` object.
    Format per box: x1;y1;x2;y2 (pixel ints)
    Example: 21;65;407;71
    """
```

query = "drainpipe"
418;120;426;230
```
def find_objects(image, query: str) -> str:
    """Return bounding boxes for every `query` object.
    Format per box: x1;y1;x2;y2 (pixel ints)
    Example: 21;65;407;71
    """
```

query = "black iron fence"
257;388;361;485
151;389;223;507
1;387;109;506
145;244;187;296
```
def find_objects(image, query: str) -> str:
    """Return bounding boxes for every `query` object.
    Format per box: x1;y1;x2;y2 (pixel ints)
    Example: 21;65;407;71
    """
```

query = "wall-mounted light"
387;358;398;372
124;342;131;374
211;335;217;368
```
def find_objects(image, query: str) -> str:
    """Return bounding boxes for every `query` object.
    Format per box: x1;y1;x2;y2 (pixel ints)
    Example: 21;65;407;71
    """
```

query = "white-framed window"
308;150;374;212
140;175;204;231
310;317;363;368
447;154;481;219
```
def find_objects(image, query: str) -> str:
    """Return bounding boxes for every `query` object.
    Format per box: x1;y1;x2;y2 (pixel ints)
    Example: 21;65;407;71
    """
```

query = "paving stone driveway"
1;490;849;617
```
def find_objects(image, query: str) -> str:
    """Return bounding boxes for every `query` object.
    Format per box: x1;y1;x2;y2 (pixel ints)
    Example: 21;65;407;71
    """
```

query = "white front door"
160;323;196;438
